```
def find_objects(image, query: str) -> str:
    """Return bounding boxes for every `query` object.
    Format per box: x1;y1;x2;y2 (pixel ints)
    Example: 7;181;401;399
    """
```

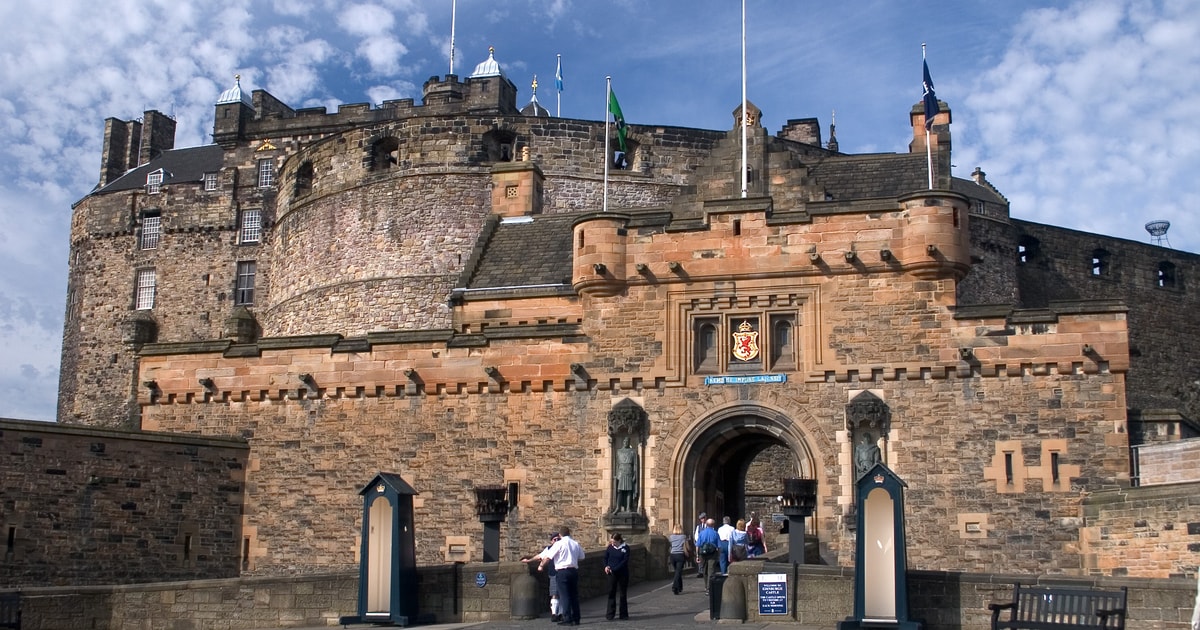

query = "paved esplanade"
275;577;807;630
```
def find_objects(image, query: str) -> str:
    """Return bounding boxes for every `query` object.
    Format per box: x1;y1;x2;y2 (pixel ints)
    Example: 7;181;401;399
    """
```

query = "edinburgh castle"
5;46;1200;605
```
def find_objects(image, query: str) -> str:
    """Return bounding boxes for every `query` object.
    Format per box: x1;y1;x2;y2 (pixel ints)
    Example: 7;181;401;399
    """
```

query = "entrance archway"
674;403;820;540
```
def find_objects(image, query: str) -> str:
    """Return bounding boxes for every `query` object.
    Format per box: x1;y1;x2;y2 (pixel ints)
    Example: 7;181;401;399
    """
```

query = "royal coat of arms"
732;320;760;362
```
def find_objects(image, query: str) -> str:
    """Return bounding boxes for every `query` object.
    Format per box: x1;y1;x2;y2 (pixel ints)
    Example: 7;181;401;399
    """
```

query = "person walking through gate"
604;533;630;620
695;518;720;595
693;511;708;579
531;525;585;626
716;516;736;575
668;523;692;595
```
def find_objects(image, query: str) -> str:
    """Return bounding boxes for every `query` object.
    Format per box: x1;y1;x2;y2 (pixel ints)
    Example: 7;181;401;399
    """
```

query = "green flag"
608;89;627;152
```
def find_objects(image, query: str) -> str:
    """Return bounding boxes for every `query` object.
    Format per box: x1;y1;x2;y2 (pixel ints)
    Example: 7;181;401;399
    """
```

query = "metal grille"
135;269;156;310
146;170;162;194
235;261;256;305
140;215;160;249
240;209;261;244
257;159;274;188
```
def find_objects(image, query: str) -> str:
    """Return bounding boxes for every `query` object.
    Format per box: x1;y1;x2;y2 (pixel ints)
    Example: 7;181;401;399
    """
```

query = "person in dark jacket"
603;533;630;620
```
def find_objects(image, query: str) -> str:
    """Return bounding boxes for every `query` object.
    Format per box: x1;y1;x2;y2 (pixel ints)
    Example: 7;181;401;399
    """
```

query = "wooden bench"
990;583;1127;630
0;592;19;630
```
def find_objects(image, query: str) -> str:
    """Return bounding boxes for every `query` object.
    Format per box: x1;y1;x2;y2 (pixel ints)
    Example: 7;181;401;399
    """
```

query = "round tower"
896;190;970;280
571;212;630;297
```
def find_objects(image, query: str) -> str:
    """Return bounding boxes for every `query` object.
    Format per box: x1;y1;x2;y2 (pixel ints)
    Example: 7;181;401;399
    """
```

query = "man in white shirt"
717;516;736;574
692;511;707;579
531;526;585;626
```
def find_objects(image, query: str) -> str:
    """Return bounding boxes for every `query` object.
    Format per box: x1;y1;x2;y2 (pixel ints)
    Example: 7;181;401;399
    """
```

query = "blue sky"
0;0;1197;421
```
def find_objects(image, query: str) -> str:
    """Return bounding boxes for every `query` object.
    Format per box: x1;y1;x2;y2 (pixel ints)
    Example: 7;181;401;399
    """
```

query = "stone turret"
909;100;952;189
572;213;629;297
213;75;255;148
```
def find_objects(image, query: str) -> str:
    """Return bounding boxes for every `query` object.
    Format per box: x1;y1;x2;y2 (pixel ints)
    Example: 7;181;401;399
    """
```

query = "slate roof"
465;215;576;289
96;145;224;194
805;152;927;200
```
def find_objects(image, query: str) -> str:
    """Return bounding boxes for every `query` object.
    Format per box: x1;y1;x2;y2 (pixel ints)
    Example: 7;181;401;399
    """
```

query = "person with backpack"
746;515;768;558
695;518;720;595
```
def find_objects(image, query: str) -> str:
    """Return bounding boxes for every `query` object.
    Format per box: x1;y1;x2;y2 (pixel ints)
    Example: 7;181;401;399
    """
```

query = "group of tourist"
674;512;769;595
523;526;631;625
523;513;769;623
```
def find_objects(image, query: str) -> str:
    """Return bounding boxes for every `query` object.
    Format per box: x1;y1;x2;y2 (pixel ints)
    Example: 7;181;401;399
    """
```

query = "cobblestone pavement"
284;574;812;630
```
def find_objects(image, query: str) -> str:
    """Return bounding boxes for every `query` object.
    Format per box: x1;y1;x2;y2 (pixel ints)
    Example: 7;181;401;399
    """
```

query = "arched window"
695;320;719;373
771;316;795;369
1090;248;1110;276
1157;261;1177;289
611;139;639;171
295;161;314;195
483;129;518;163
1017;236;1040;264
371;137;400;171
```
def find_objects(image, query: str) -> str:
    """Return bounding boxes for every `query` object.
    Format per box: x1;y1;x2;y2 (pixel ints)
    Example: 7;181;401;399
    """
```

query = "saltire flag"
922;59;940;130
608;89;627;152
555;56;564;93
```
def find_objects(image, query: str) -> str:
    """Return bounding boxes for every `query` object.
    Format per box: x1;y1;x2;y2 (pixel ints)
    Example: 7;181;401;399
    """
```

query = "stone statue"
855;433;882;478
614;437;639;512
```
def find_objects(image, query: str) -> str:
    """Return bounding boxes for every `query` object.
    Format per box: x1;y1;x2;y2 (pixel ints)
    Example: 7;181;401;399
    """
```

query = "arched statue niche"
604;399;649;533
847;391;890;480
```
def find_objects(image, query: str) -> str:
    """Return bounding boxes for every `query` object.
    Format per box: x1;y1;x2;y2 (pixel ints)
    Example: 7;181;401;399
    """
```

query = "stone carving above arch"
845;390;890;436
608;398;648;446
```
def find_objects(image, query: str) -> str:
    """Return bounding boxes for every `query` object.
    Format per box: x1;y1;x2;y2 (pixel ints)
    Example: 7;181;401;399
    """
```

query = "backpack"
746;527;762;545
699;542;718;557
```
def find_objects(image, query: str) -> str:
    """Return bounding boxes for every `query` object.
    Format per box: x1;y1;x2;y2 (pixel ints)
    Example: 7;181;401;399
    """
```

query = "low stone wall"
6;543;662;629
724;562;1196;630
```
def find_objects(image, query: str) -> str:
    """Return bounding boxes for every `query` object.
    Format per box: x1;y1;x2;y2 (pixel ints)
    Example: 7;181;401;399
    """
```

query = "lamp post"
780;478;818;564
475;486;509;562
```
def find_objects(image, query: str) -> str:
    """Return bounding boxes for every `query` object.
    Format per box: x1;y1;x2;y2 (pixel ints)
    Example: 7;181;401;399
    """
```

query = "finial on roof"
532;75;538;95
827;109;839;152
216;74;253;107
469;46;506;79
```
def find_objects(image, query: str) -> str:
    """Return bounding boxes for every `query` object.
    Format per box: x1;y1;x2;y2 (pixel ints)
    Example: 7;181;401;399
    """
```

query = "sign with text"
758;572;788;615
704;373;787;386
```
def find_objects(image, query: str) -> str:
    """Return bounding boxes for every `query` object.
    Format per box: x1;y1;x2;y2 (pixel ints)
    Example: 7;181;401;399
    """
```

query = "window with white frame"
235;261;256;305
140;213;161;250
146;169;164;194
203;172;219;191
239;209;262;244
135;269;156;310
257;159;274;188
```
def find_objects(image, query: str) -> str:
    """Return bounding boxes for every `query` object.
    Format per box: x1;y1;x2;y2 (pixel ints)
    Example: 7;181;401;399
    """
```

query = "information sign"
758;572;788;615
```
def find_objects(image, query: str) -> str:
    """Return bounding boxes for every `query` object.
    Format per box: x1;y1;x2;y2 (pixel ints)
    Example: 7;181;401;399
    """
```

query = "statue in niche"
854;432;882;478
613;436;639;513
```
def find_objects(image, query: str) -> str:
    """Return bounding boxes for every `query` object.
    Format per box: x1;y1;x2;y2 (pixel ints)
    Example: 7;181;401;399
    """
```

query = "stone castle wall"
0;418;248;588
1012;221;1200;421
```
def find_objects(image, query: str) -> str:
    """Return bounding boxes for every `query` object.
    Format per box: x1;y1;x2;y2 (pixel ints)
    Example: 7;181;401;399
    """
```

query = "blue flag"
922;60;940;130
555;56;564;93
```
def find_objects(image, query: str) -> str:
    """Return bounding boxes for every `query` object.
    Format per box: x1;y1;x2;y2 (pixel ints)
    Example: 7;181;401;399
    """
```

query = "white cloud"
338;4;396;38
958;0;1200;252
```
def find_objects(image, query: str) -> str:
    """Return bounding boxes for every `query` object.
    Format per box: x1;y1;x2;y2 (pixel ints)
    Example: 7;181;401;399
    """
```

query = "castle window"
203;172;219;191
694;319;719;373
483;130;518;163
1091;249;1110;276
1157;261;1177;289
239;209;262;244
770;314;796;370
135;269;156;310
611;139;639;171
372;137;400;170
1004;452;1014;485
140;213;161;250
235;261;256;305
146;169;164;194
1017;236;1039;264
295;162;313;195
257;159;274;188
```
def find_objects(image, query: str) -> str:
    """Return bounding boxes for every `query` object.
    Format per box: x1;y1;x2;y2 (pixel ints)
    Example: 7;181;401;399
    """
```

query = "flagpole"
923;43;934;190
556;54;562;118
449;0;457;75
740;0;748;198
604;76;611;212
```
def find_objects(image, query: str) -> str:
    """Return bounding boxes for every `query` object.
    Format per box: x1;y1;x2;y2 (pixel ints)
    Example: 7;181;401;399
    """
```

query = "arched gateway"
673;402;824;545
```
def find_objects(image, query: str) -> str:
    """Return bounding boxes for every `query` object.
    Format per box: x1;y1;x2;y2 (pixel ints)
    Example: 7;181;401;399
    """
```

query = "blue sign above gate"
704;374;787;386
